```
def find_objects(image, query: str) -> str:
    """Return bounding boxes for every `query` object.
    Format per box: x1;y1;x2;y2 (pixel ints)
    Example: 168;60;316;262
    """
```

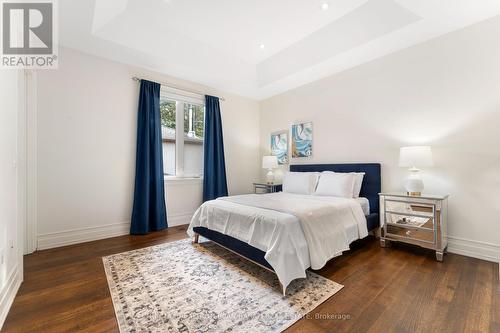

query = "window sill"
164;176;203;185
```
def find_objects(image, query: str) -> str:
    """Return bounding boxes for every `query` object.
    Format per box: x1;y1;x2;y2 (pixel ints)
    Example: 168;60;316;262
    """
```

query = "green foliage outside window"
160;100;176;129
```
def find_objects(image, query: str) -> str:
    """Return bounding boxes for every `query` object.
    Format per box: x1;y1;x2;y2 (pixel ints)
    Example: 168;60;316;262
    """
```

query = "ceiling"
60;0;500;100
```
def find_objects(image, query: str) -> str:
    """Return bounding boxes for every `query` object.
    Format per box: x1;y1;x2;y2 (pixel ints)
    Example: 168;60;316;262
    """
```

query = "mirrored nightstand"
379;192;449;261
253;182;282;194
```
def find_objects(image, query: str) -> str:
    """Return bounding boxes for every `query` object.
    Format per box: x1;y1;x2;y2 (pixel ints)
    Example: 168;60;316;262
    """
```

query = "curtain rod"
132;76;225;101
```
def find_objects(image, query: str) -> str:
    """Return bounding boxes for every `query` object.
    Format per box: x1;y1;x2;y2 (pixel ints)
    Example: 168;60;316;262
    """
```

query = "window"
160;87;205;178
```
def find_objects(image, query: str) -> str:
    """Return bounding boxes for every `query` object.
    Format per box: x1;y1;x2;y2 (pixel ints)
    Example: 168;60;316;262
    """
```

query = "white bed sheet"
356;197;370;216
188;193;368;290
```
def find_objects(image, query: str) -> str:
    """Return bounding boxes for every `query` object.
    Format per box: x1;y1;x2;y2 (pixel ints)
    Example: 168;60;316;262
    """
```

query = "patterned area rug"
102;239;343;333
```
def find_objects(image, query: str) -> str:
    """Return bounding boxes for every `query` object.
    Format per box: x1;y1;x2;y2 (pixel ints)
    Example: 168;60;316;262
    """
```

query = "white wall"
0;70;25;329
260;16;500;261
36;47;260;249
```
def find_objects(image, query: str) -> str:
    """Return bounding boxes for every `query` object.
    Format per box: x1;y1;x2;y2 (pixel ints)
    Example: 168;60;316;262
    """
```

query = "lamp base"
404;169;424;196
266;169;275;184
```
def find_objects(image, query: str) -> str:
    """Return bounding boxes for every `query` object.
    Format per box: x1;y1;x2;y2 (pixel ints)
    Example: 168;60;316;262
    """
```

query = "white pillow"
282;172;319;195
351;172;365;198
314;172;355;198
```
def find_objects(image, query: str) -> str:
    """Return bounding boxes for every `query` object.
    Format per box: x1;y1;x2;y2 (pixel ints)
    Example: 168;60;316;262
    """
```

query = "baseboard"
0;266;22;331
37;212;194;250
168;212;193;227
37;222;131;250
447;236;500;264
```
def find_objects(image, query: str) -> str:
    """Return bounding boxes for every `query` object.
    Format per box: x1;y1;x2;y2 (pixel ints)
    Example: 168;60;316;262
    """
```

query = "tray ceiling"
60;0;500;100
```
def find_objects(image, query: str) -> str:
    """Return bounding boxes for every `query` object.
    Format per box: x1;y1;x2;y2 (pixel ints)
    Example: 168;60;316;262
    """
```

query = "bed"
188;163;381;294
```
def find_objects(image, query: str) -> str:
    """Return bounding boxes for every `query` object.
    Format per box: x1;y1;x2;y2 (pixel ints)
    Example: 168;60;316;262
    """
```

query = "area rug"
102;239;343;333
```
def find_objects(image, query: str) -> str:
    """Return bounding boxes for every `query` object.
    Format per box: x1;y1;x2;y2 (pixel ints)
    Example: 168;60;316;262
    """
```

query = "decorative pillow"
351;172;365;198
314;172;355;198
282;172;319;195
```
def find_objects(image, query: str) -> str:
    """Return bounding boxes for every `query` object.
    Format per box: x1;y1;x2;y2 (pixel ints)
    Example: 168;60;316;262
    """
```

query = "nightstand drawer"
385;200;435;218
385;223;435;244
385;209;435;233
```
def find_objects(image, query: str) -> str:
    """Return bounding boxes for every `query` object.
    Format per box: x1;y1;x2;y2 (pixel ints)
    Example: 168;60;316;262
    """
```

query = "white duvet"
187;192;367;291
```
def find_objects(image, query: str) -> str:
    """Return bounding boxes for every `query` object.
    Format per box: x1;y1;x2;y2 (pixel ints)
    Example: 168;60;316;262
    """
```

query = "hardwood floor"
2;225;499;333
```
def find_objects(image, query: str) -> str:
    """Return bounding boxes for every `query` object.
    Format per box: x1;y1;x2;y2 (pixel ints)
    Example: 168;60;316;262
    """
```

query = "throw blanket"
220;193;367;269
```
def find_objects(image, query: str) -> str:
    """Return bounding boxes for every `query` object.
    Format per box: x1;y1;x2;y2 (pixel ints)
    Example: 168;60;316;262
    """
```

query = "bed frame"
192;163;381;286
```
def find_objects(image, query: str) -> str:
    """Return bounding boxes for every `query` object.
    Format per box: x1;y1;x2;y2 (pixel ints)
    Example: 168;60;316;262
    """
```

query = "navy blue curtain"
130;80;167;234
203;95;228;202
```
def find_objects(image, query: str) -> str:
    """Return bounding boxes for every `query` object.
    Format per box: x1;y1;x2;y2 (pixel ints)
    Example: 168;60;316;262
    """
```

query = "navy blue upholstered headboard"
289;163;381;214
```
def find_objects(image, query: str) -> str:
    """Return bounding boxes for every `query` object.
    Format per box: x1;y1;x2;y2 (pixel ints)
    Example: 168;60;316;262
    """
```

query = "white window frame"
161;86;205;181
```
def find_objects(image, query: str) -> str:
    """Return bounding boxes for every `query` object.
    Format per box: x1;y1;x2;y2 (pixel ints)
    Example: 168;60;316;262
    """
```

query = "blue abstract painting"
292;122;312;158
271;131;288;165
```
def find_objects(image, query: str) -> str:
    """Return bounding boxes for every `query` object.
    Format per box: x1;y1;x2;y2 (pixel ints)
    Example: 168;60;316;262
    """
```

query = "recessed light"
259;44;265;50
321;2;329;11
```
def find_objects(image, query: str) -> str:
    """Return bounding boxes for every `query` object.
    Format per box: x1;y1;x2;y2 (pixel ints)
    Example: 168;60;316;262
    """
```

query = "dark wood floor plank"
492;265;500;333
463;260;494;333
415;253;462;333
2;227;498;333
323;255;412;332
392;255;444;332
443;256;479;333
342;248;428;333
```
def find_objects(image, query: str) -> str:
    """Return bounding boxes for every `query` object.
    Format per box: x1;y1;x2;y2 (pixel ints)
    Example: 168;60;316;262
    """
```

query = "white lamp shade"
399;146;434;168
262;155;278;169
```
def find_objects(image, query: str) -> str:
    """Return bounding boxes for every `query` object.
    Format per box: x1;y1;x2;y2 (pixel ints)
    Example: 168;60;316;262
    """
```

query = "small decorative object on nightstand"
253;182;282;194
379;192;449;261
